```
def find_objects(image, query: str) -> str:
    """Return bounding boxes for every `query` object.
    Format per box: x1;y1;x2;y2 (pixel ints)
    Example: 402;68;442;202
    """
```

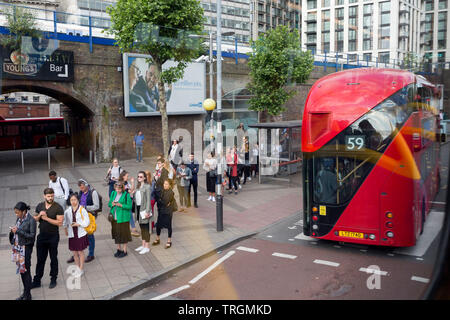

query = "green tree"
247;26;314;116
106;0;205;156
402;52;419;70
0;6;39;50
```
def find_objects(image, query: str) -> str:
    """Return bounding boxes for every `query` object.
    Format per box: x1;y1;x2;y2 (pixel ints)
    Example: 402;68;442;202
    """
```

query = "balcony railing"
0;2;113;52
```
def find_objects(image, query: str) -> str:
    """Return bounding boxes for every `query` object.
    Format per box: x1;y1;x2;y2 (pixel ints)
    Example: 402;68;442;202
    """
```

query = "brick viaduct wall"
1;39;336;162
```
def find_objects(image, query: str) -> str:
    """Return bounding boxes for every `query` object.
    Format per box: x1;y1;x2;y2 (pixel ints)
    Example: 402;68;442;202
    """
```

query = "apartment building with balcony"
202;0;252;44
251;0;301;40
302;0;423;65
421;0;450;65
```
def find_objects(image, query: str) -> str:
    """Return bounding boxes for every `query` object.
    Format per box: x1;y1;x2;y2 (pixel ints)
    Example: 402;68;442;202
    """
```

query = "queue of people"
8;131;258;300
9;170;102;300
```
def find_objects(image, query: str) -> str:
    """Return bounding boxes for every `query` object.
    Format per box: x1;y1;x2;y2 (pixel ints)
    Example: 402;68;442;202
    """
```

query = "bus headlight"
369;234;376;240
312;224;319;230
386;231;394;238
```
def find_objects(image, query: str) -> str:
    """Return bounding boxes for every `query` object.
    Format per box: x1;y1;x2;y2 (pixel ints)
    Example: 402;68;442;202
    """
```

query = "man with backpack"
48;171;69;210
67;179;101;263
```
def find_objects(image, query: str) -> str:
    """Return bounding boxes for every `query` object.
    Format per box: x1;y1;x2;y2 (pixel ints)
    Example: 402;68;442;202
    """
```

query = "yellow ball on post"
203;98;216;111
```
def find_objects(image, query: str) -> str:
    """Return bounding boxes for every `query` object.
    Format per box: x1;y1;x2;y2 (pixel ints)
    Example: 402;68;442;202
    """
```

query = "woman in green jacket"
108;182;132;258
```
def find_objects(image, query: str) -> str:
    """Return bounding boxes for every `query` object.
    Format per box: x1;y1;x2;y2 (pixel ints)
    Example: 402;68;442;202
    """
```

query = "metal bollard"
89;150;93;164
72;147;74;168
21;151;24;174
48;148;51;170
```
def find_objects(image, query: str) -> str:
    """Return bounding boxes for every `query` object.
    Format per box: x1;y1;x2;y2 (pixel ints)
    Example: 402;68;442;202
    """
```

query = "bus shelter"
248;120;302;186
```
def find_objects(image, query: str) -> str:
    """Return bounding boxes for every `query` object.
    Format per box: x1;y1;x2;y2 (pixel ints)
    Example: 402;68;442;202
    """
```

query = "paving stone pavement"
0;149;301;300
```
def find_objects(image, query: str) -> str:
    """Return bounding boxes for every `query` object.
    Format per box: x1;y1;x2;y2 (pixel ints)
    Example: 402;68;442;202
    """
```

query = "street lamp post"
194;25;234;232
216;0;224;232
209;31;213;100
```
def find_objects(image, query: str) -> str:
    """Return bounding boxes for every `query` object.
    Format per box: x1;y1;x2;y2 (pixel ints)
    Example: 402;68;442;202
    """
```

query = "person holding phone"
63;194;90;277
134;171;153;254
32;188;64;290
106;158;123;196
10;202;36;300
176;162;192;212
152;180;177;249
108;182;132;258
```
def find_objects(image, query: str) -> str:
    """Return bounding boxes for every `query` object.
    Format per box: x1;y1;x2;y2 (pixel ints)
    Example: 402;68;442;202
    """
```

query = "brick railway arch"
1;79;96;157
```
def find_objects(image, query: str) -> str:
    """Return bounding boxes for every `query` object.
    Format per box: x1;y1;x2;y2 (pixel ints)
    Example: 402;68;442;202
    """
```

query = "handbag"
9;231;14;245
209;167;217;178
107;212;114;223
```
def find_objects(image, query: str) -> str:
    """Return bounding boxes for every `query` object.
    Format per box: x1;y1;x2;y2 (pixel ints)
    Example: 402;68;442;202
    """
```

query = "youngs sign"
1;42;74;82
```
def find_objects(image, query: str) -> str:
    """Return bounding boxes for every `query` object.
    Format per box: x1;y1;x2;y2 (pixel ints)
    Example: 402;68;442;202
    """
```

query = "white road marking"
272;252;297;260
294;220;303;226
394;210;445;257
359;267;388;276
294;233;315;241
411;276;430;283
150;285;190;300
360;249;367;253
188;250;236;285
266;235;273;238
288;238;295;241
288;226;297;230
236;246;259;253
387;253;395;257
314;259;340;267
333;245;341;249
310;242;318;245
416;257;424;261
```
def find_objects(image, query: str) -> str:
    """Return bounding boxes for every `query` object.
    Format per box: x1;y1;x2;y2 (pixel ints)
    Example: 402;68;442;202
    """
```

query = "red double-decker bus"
0;117;69;151
302;68;441;247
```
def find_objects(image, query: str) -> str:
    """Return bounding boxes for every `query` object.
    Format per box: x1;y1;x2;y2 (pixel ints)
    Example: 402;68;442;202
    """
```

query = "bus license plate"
339;231;364;239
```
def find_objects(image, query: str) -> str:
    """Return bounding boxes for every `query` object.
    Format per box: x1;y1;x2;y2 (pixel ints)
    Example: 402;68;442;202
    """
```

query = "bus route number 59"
345;135;365;151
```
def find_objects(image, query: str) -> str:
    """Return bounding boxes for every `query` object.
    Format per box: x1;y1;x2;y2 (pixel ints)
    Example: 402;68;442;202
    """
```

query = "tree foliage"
247;26;314;116
106;0;205;156
402;52;419;70
0;7;39;50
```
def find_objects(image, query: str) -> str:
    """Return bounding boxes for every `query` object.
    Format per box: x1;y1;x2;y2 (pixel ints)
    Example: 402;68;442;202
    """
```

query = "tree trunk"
156;63;169;157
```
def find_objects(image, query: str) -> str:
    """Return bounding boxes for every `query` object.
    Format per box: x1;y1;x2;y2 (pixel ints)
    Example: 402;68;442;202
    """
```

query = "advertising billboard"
123;53;206;117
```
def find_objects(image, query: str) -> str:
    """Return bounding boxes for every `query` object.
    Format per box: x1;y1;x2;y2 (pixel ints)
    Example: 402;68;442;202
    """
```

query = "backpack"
96;192;103;214
106;166;122;182
79;206;96;235
91;189;103;216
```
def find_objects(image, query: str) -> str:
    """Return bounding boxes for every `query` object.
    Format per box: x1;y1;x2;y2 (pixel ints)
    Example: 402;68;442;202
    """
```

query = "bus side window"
6;125;19;136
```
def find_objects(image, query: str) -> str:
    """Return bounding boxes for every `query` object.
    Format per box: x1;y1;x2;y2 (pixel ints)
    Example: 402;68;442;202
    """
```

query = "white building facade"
422;0;450;65
251;0;301;41
301;0;449;67
202;0;252;44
